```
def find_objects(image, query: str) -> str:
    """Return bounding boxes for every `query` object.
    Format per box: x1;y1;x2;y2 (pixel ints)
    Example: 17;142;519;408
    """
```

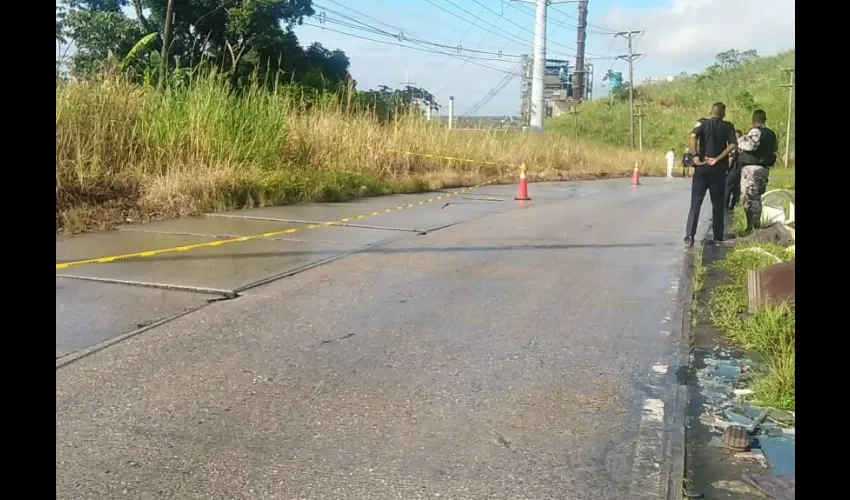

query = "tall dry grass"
56;75;664;233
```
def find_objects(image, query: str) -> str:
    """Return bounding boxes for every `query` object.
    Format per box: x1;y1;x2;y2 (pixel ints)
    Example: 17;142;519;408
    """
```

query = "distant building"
519;56;593;125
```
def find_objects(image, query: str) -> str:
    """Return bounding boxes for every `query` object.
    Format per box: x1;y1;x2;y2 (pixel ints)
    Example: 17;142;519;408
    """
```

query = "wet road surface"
56;178;700;499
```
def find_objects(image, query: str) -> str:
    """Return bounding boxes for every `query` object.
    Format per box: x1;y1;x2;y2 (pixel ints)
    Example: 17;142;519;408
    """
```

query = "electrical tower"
512;0;576;134
584;61;594;101
615;30;643;148
572;1;589;103
519;55;532;126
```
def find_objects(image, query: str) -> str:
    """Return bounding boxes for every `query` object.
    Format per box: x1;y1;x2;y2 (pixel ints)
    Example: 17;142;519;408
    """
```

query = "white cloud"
601;0;795;63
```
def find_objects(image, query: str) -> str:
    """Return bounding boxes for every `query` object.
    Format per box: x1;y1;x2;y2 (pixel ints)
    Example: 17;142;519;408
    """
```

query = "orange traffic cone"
514;163;531;201
631;162;641;185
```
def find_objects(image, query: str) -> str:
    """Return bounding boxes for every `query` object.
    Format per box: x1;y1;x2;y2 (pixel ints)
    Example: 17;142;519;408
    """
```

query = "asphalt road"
56;178;698;500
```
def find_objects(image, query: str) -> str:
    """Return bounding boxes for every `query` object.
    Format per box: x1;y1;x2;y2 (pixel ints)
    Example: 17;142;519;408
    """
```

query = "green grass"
707;242;795;409
691;246;706;329
56;73;667;233
548;50;795;159
726;167;795;238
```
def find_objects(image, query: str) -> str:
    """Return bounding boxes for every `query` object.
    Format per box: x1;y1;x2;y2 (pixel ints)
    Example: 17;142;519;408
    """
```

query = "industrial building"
519;55;594;126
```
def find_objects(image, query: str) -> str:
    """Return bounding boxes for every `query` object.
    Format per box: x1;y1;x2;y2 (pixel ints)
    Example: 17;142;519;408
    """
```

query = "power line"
550;4;620;34
423;0;588;59
508;1;619;53
315;1;522;57
314;15;525;60
461;64;522;116
302;22;518;75
422;0;541;50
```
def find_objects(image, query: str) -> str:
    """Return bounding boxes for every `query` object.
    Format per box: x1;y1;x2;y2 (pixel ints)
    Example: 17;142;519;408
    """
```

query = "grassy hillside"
56;76;663;233
548;50;795;159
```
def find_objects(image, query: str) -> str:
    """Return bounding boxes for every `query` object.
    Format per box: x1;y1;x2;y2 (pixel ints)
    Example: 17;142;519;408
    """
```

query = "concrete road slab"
117;215;398;246
56;277;212;359
56;179;696;499
208;193;509;232
57;229;397;294
57;230;212;263
455;181;603;200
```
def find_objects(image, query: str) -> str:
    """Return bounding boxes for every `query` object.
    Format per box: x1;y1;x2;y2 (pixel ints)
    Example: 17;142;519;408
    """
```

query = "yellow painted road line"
55;173;513;271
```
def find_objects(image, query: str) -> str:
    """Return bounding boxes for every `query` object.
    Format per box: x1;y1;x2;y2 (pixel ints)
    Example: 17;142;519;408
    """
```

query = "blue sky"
293;0;794;115
58;0;795;116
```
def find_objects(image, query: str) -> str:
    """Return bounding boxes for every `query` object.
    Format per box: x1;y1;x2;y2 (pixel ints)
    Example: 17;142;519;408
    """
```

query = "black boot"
744;212;754;234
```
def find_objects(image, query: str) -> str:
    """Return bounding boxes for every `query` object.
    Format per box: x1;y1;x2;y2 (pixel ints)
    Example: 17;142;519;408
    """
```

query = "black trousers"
685;166;726;241
724;165;741;209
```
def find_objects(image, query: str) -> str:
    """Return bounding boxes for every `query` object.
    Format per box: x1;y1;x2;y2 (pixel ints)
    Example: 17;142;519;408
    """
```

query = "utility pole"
448;96;455;130
781;68;795;168
159;0;175;89
572;1;589;103
635;103;645;151
513;0;575;134
567;106;580;141
615;30;644;148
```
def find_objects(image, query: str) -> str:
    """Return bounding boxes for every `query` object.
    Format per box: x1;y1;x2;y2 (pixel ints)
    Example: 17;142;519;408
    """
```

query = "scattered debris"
694;346;796;488
724;223;794;247
741;472;795;500
734;450;769;468
320;333;356;345
711;480;764;496
683;488;704;498
721;425;751;451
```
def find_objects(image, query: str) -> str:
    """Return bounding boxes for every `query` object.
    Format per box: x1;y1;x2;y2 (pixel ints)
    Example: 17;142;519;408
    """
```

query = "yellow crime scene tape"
387;150;520;168
56;159;519;271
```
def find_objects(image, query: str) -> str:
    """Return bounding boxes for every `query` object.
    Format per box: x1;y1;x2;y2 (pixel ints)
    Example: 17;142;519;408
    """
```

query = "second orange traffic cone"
631;162;641;185
515;163;531;201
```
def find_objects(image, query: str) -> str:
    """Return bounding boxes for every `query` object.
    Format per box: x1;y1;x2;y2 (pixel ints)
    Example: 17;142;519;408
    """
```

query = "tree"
61;0;352;91
56;5;68;43
609;82;637;103
62;1;147;76
706;49;760;74
355;85;439;122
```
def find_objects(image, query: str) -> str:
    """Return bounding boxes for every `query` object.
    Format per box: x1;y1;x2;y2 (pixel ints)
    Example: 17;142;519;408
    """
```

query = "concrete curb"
663;246;696;500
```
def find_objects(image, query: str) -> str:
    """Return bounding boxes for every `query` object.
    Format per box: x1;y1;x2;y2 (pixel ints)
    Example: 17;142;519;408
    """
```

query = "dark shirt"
682;152;693;167
691;117;737;167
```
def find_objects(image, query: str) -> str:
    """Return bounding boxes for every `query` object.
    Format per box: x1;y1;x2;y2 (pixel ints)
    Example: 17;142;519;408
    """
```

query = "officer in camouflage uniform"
736;109;778;232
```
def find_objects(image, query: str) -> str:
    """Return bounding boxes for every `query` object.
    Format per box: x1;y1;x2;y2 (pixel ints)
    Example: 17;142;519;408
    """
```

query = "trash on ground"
758;436;795;477
711;480;763;495
721;425;751;451
694;347;796;482
724;410;755;427
683;488;704;498
741;472;795;500
734;450;768;468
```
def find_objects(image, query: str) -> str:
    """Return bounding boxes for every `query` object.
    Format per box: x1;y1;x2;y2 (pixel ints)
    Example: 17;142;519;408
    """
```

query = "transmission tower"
512;0;576;133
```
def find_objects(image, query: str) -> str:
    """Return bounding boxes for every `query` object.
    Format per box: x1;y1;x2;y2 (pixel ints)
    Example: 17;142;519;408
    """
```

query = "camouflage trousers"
740;164;769;228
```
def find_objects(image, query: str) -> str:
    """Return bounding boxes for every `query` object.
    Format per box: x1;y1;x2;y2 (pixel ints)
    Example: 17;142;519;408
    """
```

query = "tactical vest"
738;125;778;168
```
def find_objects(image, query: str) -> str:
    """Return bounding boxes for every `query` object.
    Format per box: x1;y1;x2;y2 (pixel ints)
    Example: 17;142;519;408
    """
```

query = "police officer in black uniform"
684;102;738;246
724;129;743;210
